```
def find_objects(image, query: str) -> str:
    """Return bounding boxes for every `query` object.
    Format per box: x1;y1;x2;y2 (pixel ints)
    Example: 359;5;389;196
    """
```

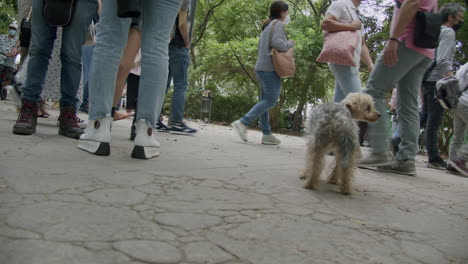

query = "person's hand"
350;20;362;30
289;40;295;47
367;64;374;73
185;43;191;49
12;47;19;56
383;40;399;67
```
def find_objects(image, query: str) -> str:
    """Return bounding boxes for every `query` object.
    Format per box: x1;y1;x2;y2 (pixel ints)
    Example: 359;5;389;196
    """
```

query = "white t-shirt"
325;0;363;67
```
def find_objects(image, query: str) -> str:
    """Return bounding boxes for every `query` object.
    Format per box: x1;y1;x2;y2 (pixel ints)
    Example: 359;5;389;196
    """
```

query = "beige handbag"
270;21;295;78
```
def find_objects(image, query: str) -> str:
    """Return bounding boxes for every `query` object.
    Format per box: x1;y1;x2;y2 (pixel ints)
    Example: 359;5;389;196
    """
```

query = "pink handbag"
316;7;360;67
316;30;359;67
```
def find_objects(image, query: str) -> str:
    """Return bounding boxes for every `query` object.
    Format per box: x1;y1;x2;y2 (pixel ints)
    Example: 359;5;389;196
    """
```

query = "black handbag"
19;9;32;48
117;0;141;18
395;0;442;49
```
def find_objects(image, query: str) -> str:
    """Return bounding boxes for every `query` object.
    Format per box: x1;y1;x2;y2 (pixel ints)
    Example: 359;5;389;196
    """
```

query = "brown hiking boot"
58;105;84;139
13;99;38;135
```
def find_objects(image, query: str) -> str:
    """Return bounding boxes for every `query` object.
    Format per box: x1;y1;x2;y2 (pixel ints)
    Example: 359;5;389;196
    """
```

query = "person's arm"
435;29;456;77
361;40;373;72
98;0;102;15
11;39;21;56
178;10;190;48
271;22;294;52
384;0;421;66
321;14;362;32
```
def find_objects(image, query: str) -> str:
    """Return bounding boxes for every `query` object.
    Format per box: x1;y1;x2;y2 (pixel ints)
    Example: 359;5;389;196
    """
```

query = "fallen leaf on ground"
350;219;367;225
0;184;8;188
398;207;412;212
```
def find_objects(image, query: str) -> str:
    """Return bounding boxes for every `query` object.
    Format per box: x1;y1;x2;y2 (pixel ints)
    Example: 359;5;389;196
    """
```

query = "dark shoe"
169;122;197;135
79;104;88;113
391;137;400;155
156;120;169;132
449;157;468;177
13;99;38;135
445;164;461;176
377;160;416;176
130;125;136;141
427;157;447;171
58;105;84;139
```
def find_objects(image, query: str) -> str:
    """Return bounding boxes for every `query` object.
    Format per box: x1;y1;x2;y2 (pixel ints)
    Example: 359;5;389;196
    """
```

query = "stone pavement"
0;99;467;264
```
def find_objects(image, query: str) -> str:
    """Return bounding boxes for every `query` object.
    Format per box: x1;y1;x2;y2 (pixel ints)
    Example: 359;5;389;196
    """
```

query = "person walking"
358;0;438;176
12;0;98;138
447;63;468;177
321;0;374;103
78;0;183;159
420;3;465;170
231;0;294;145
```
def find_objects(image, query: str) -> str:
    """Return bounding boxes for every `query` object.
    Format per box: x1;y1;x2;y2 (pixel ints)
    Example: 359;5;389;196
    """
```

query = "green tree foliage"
0;0;17;33
185;0;467;136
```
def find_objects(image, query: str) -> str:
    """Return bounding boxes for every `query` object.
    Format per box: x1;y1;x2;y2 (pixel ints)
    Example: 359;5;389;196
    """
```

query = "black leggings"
126;73;139;110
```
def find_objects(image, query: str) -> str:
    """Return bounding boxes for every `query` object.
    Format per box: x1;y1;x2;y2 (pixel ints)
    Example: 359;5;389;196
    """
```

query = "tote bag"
316;6;360;67
270;21;295;78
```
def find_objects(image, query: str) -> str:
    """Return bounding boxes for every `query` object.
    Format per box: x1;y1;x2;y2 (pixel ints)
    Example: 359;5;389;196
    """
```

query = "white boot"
78;115;112;156
131;119;160;159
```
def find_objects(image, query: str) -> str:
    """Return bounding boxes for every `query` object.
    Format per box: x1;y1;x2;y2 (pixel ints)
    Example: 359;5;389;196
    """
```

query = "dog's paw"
339;188;352;195
299;170;307;180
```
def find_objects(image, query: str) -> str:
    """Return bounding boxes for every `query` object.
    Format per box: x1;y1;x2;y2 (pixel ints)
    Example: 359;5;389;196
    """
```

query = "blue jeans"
88;0;182;126
22;0;98;107
365;42;431;161
80;45;94;110
167;46;190;124
328;63;362;102
420;81;444;160
240;71;281;135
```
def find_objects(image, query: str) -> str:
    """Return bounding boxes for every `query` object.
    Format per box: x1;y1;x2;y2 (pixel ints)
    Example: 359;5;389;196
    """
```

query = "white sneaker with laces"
78;115;112;156
232;120;247;142
131;119;160;159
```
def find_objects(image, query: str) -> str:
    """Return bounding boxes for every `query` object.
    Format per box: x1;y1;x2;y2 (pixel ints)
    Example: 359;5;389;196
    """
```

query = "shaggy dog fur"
300;93;380;195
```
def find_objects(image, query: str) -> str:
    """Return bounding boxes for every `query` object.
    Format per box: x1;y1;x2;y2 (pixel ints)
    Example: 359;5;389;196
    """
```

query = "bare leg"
112;29;142;120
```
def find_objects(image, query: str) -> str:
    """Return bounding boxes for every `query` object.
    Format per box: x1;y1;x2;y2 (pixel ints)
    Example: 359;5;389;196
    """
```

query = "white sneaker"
358;151;395;167
78;115;112;156
231;120;247;142
131;119;160;159
262;134;281;145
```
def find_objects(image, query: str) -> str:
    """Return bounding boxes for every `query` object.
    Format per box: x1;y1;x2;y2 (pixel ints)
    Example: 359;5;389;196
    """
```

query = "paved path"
0;100;467;264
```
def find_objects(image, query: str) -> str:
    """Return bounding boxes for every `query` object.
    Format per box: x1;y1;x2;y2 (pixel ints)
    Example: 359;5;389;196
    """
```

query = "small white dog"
300;93;380;195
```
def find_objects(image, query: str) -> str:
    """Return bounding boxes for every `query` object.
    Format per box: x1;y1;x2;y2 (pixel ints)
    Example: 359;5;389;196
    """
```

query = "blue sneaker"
169;122;197;135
